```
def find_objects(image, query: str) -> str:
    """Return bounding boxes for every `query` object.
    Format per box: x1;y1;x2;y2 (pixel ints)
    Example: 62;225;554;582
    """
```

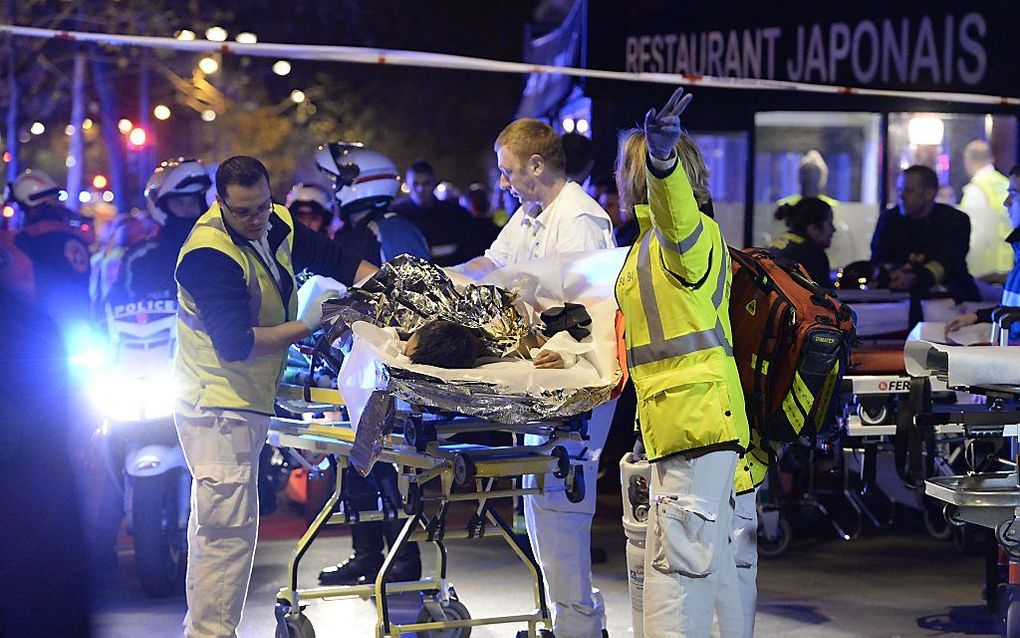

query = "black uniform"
769;231;832;288
392;198;474;266
333;209;429;268
106;215;195;310
870;203;979;302
14;203;91;329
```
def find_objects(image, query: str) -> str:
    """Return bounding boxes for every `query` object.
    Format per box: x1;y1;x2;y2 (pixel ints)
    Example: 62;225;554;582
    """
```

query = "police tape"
2;23;1018;107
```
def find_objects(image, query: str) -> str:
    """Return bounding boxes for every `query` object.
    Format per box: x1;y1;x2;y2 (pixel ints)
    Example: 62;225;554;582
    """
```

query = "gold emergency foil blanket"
385;367;615;424
323;254;537;357
323;255;617;426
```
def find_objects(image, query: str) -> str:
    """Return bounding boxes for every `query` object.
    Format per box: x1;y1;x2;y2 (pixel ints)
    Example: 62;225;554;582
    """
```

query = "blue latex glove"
644;87;693;161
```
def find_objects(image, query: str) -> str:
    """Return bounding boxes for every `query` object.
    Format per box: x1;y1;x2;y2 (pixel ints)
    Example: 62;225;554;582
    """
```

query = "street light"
198;57;219;75
65;124;75;136
236;32;257;44
290;90;306;104
205;26;228;42
272;60;292;76
118;118;133;133
176;30;196;41
30;121;45;135
128;127;147;147
82;118;94;130
201;110;217;122
92;174;108;189
153;105;172;121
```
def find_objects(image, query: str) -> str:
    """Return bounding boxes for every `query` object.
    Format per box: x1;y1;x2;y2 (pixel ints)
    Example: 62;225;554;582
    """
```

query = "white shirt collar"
520;183;571;230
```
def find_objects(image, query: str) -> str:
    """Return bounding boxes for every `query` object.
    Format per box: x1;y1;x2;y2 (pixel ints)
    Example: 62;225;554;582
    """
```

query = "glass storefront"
752;111;882;271
691;132;747;247
887;113;1018;277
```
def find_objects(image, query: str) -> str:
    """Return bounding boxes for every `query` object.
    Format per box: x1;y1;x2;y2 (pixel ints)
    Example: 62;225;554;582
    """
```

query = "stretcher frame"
908;309;1020;631
270;384;589;638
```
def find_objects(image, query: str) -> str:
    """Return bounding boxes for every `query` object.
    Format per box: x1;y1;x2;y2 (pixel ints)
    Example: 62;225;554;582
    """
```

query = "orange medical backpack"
728;247;856;443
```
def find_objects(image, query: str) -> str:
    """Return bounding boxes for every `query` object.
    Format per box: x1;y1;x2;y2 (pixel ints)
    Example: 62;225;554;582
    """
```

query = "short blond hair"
615;130;710;213
495;118;566;174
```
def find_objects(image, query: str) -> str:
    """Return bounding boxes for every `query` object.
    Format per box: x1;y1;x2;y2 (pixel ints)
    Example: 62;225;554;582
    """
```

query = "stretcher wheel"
516;630;554;637
565;465;585;503
404;419;420;448
857;399;889;425
757;515;793;559
996;519;1020;560
453;454;475;487
1007;600;1020;638
416;597;472;637
404;417;436;453
403;482;423;516
274;607;315;638
551;446;571;479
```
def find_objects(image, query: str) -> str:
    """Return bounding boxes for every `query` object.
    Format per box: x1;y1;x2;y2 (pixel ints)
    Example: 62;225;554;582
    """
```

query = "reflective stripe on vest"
629;228;731;367
654;218;703;257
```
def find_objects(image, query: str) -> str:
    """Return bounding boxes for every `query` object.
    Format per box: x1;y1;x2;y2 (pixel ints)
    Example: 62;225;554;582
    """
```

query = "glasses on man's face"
221;198;273;222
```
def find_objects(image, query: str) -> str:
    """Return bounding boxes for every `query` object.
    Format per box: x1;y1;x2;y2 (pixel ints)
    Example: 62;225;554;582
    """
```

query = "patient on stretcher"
403;319;578;370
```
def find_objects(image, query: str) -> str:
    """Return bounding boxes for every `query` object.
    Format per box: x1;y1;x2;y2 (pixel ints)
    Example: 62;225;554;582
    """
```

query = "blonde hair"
494;118;566;174
616;130;710;214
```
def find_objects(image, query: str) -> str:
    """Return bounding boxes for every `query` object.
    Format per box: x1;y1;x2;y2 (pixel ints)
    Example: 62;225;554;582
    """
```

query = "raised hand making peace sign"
644;87;693;161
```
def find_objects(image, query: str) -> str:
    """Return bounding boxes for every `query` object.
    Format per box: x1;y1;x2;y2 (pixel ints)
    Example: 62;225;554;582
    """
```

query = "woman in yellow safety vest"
614;87;750;637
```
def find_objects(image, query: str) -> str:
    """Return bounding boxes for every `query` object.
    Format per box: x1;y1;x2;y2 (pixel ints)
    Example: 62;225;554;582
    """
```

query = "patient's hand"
533;349;564;369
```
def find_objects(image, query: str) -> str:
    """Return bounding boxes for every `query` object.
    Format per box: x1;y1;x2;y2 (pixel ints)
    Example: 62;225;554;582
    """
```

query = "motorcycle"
85;297;190;597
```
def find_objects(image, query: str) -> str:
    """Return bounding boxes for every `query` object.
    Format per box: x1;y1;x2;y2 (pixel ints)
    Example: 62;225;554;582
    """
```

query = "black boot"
384;556;422;583
318;553;384;586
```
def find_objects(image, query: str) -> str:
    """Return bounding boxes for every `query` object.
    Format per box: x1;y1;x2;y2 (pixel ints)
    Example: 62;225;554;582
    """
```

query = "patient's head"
405;320;483;368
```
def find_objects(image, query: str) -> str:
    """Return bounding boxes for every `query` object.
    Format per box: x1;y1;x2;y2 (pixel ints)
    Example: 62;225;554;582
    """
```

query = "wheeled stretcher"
270;384;591;638
272;252;626;637
897;309;1020;633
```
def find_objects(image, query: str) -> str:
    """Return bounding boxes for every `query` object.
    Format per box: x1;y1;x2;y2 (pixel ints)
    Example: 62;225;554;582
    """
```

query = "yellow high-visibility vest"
175;203;298;415
615;160;749;461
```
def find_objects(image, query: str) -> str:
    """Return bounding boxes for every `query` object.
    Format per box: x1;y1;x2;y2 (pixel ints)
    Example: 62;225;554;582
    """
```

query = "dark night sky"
237;0;541;187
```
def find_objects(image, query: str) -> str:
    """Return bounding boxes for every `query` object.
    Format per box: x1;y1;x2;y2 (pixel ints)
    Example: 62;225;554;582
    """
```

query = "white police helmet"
315;142;399;216
285;183;334;228
144;158;212;225
2;169;62;209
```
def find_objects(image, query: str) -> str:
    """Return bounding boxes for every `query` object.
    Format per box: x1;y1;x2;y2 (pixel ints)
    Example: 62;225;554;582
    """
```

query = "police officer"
106;158;212;309
313;142;429;587
285;183;334;235
4;169;91;330
91;159;213;569
316;142;430;266
173;156;375;637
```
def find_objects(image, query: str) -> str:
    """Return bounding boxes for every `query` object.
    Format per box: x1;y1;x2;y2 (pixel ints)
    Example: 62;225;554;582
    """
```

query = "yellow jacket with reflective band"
175;203;298;415
734;428;770;494
615;158;750;461
967;167;1009;211
966;167;1012;274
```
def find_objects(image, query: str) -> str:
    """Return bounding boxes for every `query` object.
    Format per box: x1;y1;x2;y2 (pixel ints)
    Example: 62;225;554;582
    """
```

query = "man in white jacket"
458;118;616;637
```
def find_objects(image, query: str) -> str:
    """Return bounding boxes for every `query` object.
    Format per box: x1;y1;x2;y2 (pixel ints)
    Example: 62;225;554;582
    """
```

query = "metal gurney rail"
908;308;1020;634
268;395;589;638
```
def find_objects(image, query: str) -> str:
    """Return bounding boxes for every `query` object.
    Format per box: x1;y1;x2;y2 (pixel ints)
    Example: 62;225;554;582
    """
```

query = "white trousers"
643;450;743;638
523;398;616;637
732;489;759;638
175;405;270;638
